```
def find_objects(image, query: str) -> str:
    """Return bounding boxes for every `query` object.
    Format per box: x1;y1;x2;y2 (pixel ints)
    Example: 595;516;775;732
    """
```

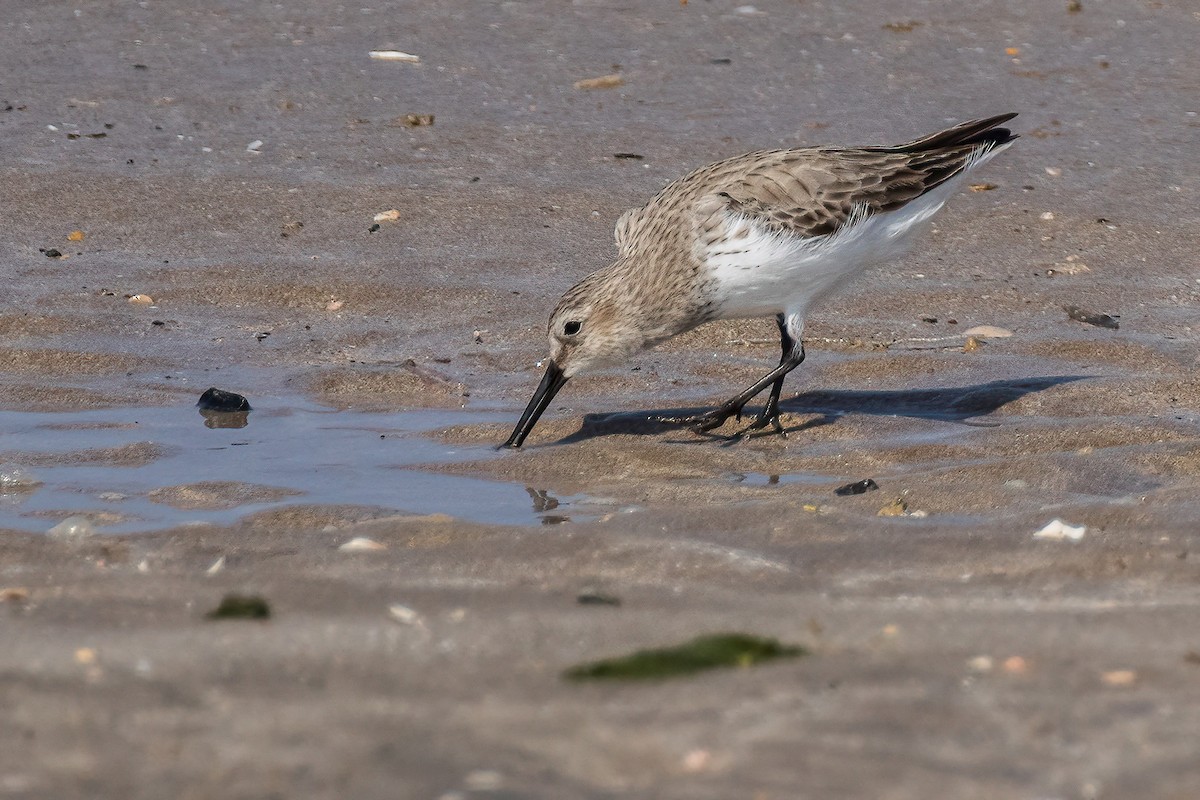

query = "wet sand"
3;1;1200;798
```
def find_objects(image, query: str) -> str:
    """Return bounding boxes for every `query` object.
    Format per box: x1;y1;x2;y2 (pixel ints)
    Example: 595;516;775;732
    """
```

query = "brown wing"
718;113;1017;239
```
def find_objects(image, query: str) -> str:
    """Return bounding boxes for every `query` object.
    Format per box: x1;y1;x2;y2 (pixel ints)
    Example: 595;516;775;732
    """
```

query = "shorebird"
504;113;1018;448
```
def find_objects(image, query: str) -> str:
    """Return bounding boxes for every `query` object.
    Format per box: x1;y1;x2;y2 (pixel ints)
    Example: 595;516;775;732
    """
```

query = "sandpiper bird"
504;113;1018;448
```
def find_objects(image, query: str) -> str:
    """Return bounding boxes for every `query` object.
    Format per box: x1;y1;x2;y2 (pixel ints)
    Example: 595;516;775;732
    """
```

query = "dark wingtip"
881;113;1021;153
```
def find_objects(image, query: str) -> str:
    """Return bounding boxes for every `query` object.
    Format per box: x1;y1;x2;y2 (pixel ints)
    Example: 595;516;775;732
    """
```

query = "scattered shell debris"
962;325;1012;338
1047;255;1091;276
1102;669;1137;686
373;209;401;223
399;113;434;127
573;73;624;90
967;655;995;673
387;604;427;630
369;50;420;63
339;536;387;552
1002;656;1029;674
1033;518;1087;542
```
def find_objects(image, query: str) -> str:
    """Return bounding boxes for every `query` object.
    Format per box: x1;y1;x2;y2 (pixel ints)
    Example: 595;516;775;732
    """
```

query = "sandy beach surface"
2;1;1199;797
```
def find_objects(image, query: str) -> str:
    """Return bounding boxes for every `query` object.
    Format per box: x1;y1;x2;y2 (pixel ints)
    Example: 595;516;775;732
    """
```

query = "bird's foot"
741;407;786;437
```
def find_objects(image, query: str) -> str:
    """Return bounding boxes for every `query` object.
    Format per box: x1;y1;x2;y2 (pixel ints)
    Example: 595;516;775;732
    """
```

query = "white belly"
706;180;962;320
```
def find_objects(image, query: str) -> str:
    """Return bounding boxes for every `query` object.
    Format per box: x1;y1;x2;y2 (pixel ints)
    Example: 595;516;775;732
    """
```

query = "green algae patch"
206;594;271;620
563;633;805;682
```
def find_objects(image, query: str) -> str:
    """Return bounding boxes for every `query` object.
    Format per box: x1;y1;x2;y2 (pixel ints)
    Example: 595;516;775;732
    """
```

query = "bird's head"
503;269;645;448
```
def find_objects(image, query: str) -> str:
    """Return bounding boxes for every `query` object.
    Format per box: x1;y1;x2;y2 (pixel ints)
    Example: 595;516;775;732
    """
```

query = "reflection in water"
200;409;250;429
526;487;560;512
0;405;604;534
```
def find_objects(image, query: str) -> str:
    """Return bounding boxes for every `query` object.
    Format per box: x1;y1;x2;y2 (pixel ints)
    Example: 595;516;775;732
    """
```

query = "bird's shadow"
553;375;1089;446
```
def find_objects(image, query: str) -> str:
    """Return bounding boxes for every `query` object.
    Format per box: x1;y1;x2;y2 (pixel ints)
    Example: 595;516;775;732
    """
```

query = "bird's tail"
876;113;1019;154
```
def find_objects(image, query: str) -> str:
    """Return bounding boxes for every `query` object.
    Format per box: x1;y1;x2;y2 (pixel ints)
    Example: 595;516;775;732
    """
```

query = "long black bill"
502;361;569;448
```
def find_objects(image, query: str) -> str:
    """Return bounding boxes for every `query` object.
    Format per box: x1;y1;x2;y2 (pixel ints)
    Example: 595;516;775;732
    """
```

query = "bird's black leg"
656;314;805;435
743;314;804;435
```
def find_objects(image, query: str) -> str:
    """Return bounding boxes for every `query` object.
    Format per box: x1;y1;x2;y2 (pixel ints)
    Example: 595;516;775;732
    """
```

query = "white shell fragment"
206;555;226;575
246;139;263;153
387;604;421;625
1033;518;1087;542
338;536;387;552
369;50;420;63
47;515;95;538
962;325;1013;338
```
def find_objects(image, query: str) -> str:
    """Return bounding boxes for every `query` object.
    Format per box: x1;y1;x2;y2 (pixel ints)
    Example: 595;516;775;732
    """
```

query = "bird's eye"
563;320;583;336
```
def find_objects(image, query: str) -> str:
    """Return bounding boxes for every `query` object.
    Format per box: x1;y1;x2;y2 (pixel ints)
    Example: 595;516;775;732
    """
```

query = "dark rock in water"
197;387;251;412
835;478;879;496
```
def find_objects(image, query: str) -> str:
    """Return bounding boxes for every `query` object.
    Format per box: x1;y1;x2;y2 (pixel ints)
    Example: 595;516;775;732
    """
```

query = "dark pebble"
206;594;270;620
577;592;622;606
42;248;62;258
834;478;879;496
197;387;252;412
1063;304;1119;329
613;152;644;160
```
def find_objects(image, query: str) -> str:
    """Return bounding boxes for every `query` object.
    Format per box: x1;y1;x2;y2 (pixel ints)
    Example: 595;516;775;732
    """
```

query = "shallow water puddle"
0;402;595;533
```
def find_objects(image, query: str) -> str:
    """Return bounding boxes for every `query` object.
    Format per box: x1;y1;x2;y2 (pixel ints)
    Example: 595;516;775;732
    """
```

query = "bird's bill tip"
502;360;569;448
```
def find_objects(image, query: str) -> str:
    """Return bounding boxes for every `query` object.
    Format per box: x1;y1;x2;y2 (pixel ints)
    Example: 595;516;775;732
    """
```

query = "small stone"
962;336;983;352
127;294;153;305
834;478;878;496
1045;166;1062;177
1040;211;1055;220
246;139;263;152
339;536;387;552
74;647;98;665
325;299;344;312
206;594;270;620
969;182;997;192
0;587;30;603
1102;669;1137;686
67;230;85;241
42;248;63;258
877;498;909;517
47;515;94;538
